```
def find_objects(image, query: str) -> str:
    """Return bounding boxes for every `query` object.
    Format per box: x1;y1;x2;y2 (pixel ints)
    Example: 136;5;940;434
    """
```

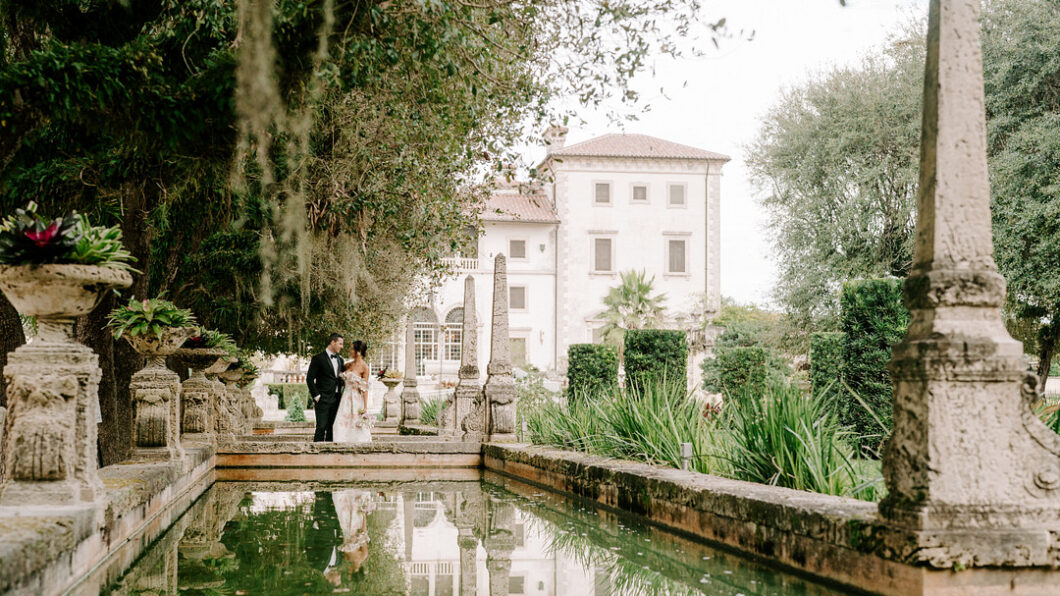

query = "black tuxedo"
307;350;344;441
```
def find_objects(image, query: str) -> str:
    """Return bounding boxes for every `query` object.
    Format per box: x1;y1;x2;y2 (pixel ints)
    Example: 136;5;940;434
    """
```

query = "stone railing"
440;257;480;272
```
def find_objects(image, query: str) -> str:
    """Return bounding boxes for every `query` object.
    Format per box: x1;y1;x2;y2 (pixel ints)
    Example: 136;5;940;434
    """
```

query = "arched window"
444;308;463;361
411;307;438;375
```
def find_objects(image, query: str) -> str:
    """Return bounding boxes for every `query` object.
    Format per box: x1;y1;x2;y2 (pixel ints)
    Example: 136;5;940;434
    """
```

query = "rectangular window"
509;286;527;310
509;576;526;595
632;184;648;202
668;183;686;207
594;182;611;204
510;338;528;368
444;324;462;361
509;239;527;260
593;238;613;272
668;239;687;273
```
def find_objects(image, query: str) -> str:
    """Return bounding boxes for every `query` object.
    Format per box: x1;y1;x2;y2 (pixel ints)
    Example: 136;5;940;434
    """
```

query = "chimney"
543;125;569;154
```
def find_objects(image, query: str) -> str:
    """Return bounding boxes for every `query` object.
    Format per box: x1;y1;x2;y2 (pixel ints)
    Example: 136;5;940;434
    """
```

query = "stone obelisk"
879;0;1060;568
448;276;480;439
483;254;517;442
400;317;421;425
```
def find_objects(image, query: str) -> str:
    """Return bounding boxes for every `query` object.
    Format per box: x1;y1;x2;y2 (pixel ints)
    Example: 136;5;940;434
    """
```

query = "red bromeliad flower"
24;222;60;247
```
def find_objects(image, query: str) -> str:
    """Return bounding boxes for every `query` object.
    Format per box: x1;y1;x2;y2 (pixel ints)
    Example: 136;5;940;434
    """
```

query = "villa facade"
376;130;729;386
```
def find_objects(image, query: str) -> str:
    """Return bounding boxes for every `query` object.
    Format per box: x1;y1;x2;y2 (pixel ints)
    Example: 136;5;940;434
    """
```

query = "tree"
0;0;714;462
983;0;1060;390
747;31;924;331
599;270;667;348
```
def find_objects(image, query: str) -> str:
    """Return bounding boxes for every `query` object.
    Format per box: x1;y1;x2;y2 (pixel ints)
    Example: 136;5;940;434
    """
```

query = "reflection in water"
104;478;847;595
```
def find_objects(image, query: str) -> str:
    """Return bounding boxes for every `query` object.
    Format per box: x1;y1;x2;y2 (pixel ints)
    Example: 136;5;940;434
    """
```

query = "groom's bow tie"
331;354;340;360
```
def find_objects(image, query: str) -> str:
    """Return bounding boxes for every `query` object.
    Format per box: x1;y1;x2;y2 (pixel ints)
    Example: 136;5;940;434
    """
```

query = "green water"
103;474;848;595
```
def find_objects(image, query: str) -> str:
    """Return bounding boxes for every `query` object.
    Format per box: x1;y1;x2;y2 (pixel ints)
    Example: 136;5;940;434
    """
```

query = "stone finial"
454;276;482;439
880;0;1060;568
483;255;517;441
400;317;421;424
543;125;568;154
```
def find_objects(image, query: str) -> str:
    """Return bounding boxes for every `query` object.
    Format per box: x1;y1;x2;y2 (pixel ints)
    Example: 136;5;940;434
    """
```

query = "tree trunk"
1035;314;1060;395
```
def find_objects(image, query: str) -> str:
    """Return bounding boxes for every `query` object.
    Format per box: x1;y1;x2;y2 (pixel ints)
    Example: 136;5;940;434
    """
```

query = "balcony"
440;256;479;271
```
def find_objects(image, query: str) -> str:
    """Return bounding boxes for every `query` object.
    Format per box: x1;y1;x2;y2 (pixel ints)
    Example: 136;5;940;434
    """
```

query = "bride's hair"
351;340;368;358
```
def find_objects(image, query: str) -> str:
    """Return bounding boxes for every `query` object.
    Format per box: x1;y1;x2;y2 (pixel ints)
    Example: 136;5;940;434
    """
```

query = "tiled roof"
479;193;558;224
549;133;730;161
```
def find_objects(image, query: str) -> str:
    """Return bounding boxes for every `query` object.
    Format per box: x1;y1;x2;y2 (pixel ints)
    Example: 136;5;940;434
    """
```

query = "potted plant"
172;328;237;436
0;203;135;342
108;297;197;462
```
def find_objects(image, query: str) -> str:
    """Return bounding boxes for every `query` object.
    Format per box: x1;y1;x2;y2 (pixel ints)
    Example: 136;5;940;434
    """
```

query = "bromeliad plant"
107;298;197;340
183;327;239;355
0;202;137;270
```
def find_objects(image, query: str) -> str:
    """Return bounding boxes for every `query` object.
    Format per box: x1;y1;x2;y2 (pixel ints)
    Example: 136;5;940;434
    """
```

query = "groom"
307;333;345;442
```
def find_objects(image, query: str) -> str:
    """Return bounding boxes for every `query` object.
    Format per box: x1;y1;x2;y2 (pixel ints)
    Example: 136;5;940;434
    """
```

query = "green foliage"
267;383;310;411
809;332;845;402
715;383;882;500
284;387;307;422
839;279;908;454
599;270;667;347
183;327;239;354
703;346;768;399
623;329;687;390
420;396;446;426
525;379;716;474
747;34;923;331
566;344;619;399
107;297;196;340
0;203;136;269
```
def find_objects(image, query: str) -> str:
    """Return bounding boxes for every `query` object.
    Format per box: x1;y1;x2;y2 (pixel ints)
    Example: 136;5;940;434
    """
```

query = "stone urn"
170;348;227;437
125;326;198;465
381;377;402;424
0;264;131;507
217;368;249;436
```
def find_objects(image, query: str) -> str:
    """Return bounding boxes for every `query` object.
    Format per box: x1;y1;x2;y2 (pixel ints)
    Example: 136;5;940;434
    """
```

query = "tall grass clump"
716;383;882;500
420;396;446;426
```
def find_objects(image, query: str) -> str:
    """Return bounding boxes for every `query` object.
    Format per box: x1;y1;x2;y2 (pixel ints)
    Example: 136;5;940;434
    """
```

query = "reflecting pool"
101;473;848;595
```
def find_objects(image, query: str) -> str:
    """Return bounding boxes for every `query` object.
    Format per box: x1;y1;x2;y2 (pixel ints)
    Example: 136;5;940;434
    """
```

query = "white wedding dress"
334;371;373;443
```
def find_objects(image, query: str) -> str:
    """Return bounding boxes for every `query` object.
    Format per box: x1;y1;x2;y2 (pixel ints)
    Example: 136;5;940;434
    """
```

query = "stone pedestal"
878;0;1060;568
171;349;226;438
127;328;195;466
484;496;516;596
380;378;402;425
450;276;480;440
483;255;517;442
401;321;421;425
0;264;130;508
217;370;249;437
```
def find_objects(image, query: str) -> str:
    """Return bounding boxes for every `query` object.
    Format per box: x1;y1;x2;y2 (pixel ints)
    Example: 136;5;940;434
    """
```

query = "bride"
334;340;373;443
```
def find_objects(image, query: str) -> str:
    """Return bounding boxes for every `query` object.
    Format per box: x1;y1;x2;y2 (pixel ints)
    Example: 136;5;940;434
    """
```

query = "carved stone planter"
0;264;131;507
170;348;227;438
217;369;249;437
380;378;402;424
126;326;197;466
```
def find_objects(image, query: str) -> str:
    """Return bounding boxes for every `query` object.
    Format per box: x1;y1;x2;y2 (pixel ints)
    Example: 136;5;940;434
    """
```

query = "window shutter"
669;184;686;206
668;240;686;273
633;185;647;202
594;183;611;204
594;238;612;271
509;286;526;310
509;240;526;259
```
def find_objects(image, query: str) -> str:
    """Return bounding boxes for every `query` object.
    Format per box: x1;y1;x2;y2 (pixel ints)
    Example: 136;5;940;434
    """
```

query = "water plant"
107;297;197;339
0;202;137;270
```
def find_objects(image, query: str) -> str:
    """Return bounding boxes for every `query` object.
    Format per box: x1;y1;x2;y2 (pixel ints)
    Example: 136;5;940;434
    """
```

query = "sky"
523;0;928;307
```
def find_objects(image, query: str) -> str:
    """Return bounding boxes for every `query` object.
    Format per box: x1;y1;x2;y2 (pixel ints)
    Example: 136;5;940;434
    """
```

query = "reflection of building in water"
393;490;597;596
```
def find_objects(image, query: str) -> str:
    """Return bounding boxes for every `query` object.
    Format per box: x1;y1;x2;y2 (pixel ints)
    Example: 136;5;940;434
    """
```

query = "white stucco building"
376;130;728;386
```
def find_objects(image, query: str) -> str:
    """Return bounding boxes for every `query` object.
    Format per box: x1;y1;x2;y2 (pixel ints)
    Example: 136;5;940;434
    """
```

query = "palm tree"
599;270;667;348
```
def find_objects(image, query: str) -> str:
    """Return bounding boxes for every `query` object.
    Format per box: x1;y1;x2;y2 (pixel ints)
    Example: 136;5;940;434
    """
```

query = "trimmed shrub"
270;383;310;411
623;329;687;390
809;332;845;401
567;344;619;399
703;346;768;399
285;390;306;422
840;279;909;453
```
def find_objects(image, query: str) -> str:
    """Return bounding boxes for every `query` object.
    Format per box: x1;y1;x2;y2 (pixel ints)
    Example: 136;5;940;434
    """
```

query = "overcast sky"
524;0;928;307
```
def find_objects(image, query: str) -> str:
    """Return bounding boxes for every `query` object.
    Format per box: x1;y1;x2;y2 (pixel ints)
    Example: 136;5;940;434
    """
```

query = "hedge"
839;279;908;453
809;332;845;401
267;383;311;411
567;344;619;399
706;346;768;400
624;329;687;390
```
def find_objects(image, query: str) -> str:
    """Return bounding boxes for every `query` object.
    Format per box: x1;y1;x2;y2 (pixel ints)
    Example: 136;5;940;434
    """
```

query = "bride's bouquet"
353;407;376;431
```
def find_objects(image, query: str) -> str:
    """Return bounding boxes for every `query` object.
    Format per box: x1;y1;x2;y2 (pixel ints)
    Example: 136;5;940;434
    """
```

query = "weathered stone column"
0;265;130;507
447;276;480;439
171;349;226;439
483;255;517;442
484;496;515;596
127;327;195;467
217;369;249;437
880;0;1060;568
380;377;402;425
401;320;421;424
455;488;486;596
